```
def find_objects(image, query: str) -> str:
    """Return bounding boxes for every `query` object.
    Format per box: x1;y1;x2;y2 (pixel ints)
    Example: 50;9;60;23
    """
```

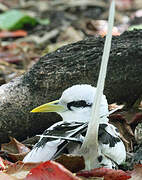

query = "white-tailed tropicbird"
23;84;126;169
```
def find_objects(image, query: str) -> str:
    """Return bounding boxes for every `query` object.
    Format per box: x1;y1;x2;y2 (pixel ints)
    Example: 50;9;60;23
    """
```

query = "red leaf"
0;30;27;38
77;167;131;180
25;160;81;180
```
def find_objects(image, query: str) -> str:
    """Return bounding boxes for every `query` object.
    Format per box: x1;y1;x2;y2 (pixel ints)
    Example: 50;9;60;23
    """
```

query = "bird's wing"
98;123;126;165
23;121;126;164
35;121;87;148
23;121;88;162
45;121;88;159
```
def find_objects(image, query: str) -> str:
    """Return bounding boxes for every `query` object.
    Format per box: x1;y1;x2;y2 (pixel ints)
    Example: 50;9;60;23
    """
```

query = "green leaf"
0;9;37;30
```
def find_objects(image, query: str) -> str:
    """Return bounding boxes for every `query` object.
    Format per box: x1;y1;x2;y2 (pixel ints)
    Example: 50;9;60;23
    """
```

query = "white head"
31;84;109;123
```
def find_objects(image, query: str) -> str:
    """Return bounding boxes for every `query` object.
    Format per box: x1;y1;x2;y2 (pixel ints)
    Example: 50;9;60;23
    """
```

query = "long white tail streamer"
80;0;115;170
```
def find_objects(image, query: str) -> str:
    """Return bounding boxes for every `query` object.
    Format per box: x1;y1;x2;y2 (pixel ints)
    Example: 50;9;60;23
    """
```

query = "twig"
16;29;59;45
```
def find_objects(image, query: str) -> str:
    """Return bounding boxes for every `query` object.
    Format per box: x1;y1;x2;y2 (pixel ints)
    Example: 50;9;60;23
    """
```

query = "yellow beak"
31;100;65;113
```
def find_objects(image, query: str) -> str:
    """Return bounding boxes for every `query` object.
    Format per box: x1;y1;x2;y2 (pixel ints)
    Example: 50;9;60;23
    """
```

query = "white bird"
23;84;126;169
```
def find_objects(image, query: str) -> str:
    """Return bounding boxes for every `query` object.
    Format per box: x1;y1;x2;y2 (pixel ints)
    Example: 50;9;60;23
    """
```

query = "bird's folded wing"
35;121;88;147
98;123;126;165
23;121;87;162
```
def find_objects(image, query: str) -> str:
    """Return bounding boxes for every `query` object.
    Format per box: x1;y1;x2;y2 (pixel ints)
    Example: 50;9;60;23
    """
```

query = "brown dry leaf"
5;161;40;179
109;110;142;151
130;164;142;180
1;137;30;162
109;113;135;152
123;111;142;126
81;177;103;180
55;154;85;173
108;103;124;111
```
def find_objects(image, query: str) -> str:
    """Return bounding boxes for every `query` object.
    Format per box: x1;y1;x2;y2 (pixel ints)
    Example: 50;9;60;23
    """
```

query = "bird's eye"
67;100;92;110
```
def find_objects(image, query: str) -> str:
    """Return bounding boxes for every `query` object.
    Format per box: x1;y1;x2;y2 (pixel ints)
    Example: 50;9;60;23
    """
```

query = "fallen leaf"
55;154;85;173
129;113;142;131
1;137;30;161
77;167;131;180
0;10;37;30
6;161;40;179
0;30;27;38
0;172;17;180
109;113;135;152
129;164;142;180
108;103;124;111
25;160;81;180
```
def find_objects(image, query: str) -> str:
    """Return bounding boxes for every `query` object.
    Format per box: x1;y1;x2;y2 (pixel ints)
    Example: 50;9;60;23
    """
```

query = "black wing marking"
35;121;87;148
98;124;121;147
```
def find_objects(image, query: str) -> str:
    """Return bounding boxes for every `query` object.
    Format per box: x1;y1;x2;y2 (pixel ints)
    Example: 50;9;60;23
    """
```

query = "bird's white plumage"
24;139;61;162
58;84;109;123
23;121;63;162
23;84;126;168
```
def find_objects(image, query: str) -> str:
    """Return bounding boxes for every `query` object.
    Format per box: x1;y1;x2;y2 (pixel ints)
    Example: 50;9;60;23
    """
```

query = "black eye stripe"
67;100;92;110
